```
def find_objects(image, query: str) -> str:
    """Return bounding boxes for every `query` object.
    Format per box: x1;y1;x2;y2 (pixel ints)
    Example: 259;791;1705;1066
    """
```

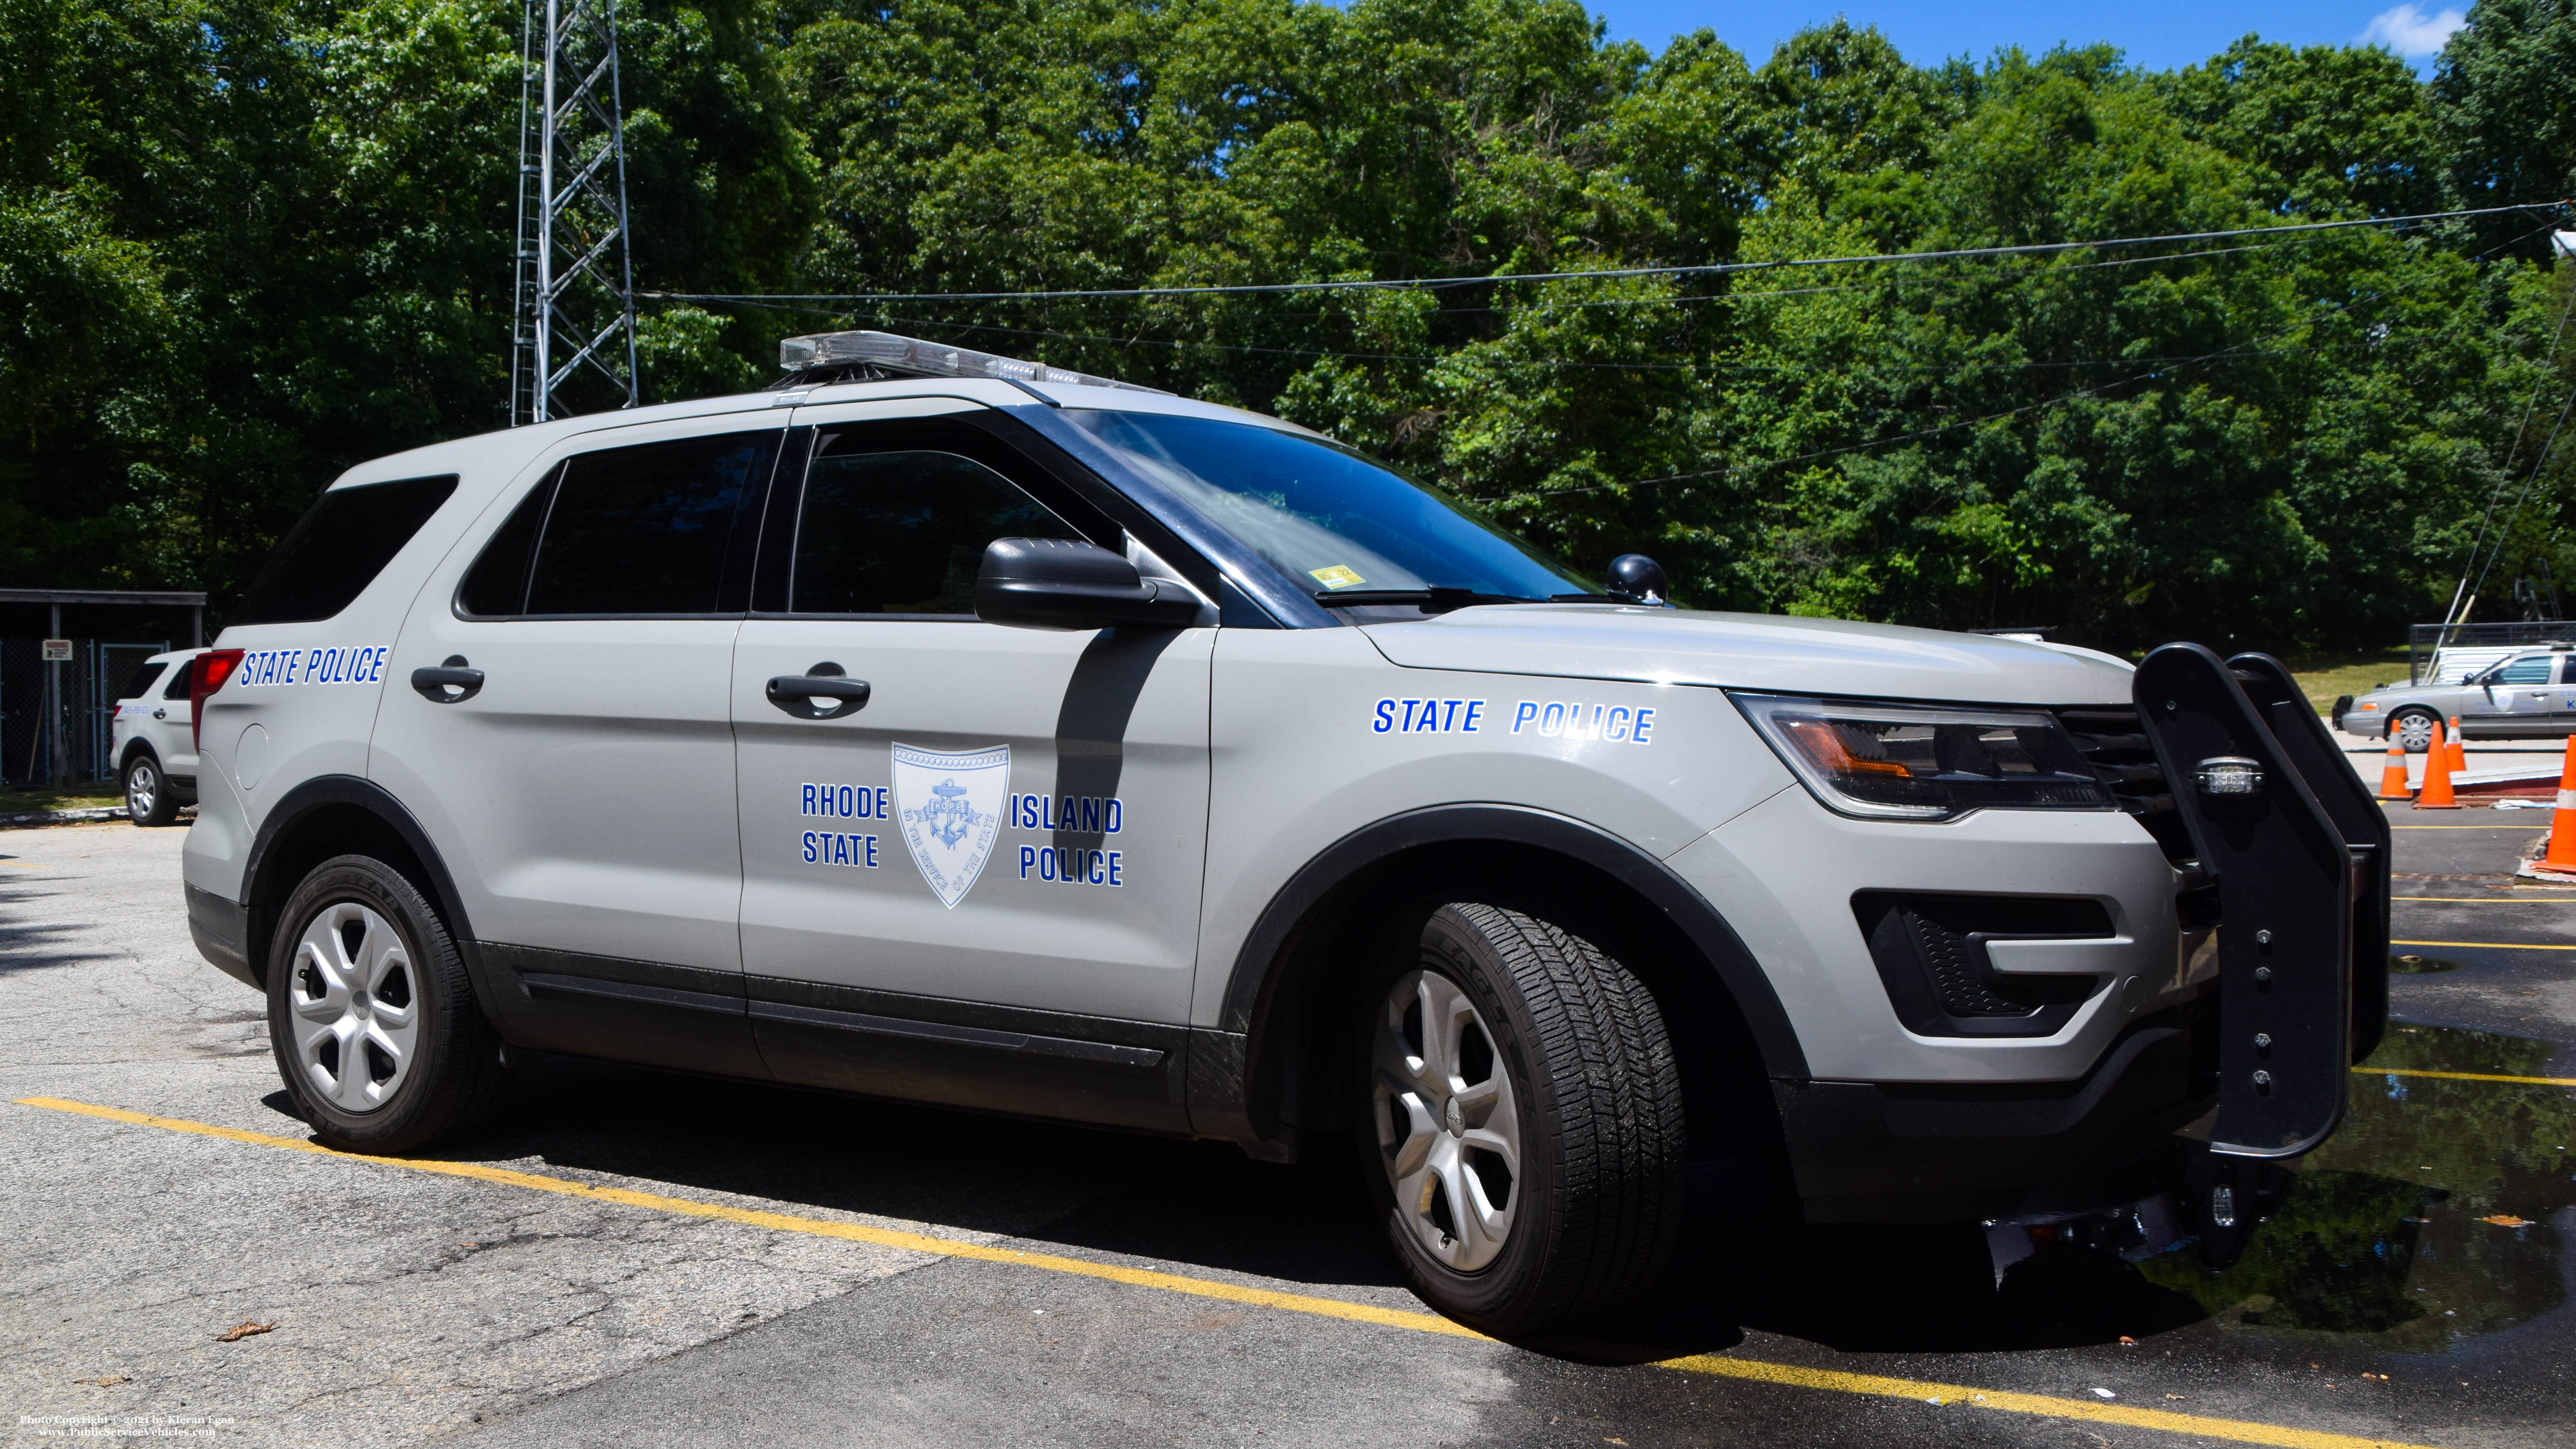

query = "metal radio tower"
512;0;639;425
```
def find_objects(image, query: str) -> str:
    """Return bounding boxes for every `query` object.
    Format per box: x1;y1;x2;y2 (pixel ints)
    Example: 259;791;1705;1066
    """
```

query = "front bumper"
1717;648;2386;1226
1673;765;2196;1087
1779;1001;2215;1222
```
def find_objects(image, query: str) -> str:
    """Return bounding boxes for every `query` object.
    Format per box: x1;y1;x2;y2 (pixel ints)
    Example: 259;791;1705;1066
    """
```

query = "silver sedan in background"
2337;645;2576;750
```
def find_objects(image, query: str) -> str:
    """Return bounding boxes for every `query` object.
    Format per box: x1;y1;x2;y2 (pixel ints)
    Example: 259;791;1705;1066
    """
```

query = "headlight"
1731;693;2113;821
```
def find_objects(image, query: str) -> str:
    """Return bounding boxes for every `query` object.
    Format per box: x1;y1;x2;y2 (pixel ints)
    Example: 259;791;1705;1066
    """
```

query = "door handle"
411;655;484;703
767;662;870;721
152;708;167;719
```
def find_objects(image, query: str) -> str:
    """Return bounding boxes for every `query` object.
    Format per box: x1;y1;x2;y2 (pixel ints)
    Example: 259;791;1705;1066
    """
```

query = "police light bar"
778;330;1165;393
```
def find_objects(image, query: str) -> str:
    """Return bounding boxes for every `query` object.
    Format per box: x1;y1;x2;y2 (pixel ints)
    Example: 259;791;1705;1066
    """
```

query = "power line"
640;201;2564;305
2447;276;2576;622
865;310;2451;378
2460;379;2576;617
689;227;2503;377
678;238;2334;346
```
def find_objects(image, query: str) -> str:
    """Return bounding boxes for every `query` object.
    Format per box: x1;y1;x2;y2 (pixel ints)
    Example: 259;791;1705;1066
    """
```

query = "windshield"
1063;410;1591;601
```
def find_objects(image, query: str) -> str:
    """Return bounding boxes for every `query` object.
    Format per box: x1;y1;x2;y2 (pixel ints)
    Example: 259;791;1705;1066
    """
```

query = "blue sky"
1586;1;2468;74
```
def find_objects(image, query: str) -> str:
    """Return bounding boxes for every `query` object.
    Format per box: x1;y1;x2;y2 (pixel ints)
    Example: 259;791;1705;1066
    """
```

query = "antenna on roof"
512;0;639;424
775;331;1166;394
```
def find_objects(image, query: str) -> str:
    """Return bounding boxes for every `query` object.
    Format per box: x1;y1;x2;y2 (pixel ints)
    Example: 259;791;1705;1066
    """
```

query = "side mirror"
1607;553;1672;607
976;537;1205;630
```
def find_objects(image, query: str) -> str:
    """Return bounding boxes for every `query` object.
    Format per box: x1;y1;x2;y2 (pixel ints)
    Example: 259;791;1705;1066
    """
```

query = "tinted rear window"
120;661;168;700
522;432;776;615
230;475;458;625
455;468;557;618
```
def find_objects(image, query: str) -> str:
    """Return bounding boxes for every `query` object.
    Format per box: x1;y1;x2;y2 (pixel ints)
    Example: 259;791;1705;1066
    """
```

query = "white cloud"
2356;4;2468;58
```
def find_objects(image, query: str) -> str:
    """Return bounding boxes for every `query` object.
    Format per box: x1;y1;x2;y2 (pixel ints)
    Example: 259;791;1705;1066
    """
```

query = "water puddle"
2137;1023;2575;1351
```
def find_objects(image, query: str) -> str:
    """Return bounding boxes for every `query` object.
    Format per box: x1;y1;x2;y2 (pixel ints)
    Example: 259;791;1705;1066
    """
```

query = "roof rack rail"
776;330;1166;394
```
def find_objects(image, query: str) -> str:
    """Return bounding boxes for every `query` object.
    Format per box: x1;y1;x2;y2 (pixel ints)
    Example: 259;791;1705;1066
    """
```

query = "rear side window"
455;468;556;617
460;430;778;617
792;449;1083;615
230;475;458;625
162;664;195;700
120;661;168;700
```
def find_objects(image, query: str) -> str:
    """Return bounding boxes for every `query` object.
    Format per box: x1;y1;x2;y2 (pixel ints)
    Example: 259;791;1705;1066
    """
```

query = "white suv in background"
109;647;209;826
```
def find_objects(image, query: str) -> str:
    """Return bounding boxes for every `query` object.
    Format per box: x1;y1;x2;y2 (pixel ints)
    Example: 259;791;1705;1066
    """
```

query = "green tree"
2434;0;2576;256
2;0;2570;656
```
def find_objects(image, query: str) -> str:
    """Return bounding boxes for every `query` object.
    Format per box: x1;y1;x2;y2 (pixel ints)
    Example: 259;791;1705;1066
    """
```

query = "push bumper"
2134;648;2390;1156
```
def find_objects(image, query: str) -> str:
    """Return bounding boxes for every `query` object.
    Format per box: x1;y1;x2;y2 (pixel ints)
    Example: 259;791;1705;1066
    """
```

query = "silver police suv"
180;332;2386;1334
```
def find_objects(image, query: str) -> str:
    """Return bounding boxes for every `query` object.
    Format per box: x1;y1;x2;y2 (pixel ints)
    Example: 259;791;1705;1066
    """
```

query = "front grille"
2056;705;2194;867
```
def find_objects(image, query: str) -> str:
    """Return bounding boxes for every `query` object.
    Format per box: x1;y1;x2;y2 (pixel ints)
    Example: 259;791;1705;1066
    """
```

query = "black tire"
1356;900;1686;1337
124;752;180;827
2391;707;2439;754
267;854;508;1152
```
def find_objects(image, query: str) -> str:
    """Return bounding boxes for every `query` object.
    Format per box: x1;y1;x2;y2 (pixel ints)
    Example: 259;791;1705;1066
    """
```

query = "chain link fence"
1;638;171;790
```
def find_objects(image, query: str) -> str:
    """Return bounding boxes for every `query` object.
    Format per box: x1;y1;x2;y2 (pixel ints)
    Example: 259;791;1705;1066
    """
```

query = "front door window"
729;406;1214;1130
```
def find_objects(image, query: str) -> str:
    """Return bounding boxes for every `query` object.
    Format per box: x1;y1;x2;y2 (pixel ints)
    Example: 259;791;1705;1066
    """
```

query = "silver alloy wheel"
2395;711;2436;752
1372;968;1522;1272
124;758;157;819
286;901;420;1113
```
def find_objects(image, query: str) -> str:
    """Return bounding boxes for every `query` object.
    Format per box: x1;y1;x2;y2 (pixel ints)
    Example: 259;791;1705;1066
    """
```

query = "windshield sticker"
1309;565;1366;590
1372;698;1486;734
1510;701;1654;744
892;743;1010;908
231;645;388;688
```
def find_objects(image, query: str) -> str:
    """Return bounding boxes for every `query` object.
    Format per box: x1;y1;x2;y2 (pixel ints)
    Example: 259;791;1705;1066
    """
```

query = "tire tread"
1400;900;1686;1332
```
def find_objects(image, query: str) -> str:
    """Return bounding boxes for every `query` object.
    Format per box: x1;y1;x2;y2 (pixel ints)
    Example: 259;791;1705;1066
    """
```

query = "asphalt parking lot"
5;786;2573;1448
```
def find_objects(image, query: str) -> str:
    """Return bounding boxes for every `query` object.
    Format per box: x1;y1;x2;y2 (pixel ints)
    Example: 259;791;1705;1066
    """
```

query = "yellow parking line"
12;1095;2452;1449
2392;938;2576;950
2356;1067;2576;1088
2394;895;2576;902
10;1096;1466;1339
1663;1356;2441;1449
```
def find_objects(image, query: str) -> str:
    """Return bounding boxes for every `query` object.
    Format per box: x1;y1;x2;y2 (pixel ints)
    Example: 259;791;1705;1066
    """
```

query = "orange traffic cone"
2417;718;2460;809
2376;736;2413;802
2447;716;2469;775
2530;736;2576;875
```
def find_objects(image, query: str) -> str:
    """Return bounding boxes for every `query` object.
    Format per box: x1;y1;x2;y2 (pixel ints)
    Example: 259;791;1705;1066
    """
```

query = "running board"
2132;644;2388;1160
